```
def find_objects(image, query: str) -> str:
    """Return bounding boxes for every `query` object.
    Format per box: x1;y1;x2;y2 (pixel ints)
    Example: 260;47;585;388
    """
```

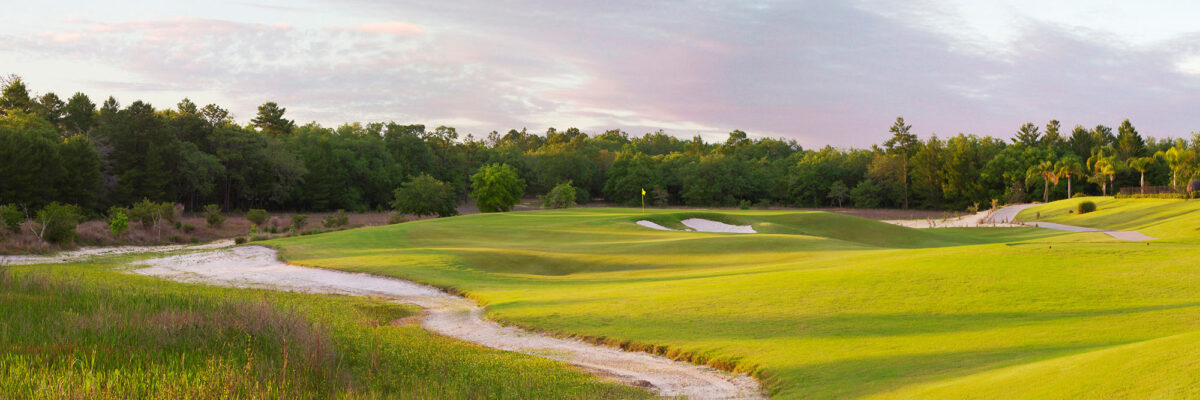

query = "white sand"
0;239;235;266
883;208;1025;228
636;220;673;231
636;219;755;234
134;246;764;399
884;204;1157;241
681;218;756;233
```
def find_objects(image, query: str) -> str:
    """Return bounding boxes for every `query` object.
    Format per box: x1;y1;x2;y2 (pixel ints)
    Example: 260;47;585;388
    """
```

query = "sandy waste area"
133;246;765;399
884;204;1156;241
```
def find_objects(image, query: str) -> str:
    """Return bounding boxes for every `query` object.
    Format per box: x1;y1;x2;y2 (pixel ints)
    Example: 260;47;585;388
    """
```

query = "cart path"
985;204;1155;241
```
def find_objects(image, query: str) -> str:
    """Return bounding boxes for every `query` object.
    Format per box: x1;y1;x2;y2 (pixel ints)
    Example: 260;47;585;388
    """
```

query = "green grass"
264;208;1200;398
1017;196;1200;241
0;256;651;399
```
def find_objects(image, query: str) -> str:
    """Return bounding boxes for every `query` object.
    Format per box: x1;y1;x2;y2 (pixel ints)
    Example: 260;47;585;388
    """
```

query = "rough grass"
0;257;650;399
260;208;1200;398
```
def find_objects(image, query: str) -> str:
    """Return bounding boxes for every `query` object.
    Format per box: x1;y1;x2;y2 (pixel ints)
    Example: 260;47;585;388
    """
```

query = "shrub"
33;202;82;244
393;174;459;217
249;234;270;242
1078;201;1097;214
322;209;350;228
738;199;751;210
541;181;578;209
1072;192;1089;198
203;204;225;227
291;214;308;232
107;209;129;237
189;237;199;243
168;234;183;243
0;204;22;233
169;204;184;223
181;224;195;233
130;199;172;228
246;209;269;226
387;212;407;224
470;163;525;213
173;221;183;230
756;199;772;210
234;236;247;244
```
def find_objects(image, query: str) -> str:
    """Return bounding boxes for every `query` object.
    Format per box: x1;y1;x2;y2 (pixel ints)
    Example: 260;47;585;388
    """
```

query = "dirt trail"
134;246;765;400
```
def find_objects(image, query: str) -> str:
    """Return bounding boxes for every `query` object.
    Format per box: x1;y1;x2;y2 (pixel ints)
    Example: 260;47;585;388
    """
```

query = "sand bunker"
135;246;764;399
636;218;755;233
681;218;756;233
636;220;673;231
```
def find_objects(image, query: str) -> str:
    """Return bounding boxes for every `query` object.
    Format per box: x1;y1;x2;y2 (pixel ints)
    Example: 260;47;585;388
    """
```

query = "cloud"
343;22;424;36
6;2;1200;147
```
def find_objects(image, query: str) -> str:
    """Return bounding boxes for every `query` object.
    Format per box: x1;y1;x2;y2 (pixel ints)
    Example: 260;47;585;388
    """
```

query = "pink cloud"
347;21;424;36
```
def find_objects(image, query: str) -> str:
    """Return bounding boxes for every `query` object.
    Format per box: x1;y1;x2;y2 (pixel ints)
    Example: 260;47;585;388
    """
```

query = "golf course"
240;197;1200;399
8;197;1200;398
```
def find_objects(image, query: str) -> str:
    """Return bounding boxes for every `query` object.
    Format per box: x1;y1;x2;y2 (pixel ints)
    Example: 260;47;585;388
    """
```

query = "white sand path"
133;246;765;400
885;203;1156;241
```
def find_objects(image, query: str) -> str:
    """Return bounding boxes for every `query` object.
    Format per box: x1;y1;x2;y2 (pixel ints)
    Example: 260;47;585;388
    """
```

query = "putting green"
270;204;1200;399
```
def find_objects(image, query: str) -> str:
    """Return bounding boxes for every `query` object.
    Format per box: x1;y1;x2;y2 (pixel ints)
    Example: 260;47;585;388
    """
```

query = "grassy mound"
1018;197;1200;240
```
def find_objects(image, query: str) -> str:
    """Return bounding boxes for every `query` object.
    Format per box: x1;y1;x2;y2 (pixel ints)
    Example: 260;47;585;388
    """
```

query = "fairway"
266;201;1200;398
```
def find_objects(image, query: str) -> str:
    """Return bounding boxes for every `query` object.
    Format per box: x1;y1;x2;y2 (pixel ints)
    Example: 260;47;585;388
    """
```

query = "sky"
3;0;1200;148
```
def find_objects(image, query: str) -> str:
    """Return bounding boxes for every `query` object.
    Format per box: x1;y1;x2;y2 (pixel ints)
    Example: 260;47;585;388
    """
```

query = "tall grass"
0;260;650;399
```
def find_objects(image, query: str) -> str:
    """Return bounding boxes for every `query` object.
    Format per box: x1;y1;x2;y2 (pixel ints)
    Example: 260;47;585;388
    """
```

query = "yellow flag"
641;188;646;196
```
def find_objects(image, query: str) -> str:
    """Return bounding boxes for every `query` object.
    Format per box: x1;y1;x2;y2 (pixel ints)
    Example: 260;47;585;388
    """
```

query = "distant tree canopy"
0;77;1191;216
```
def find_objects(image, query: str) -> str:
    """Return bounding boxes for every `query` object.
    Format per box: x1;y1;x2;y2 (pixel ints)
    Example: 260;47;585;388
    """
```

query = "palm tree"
1155;147;1194;191
1127;156;1155;194
1088;149;1117;196
1054;156;1083;198
1099;158;1118;195
1026;160;1058;203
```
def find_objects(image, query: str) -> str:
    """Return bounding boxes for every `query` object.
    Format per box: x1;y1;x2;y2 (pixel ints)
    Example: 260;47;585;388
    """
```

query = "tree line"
1;76;1196;216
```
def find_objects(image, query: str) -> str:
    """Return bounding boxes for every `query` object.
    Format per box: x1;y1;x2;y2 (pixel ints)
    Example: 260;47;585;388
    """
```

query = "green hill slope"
270;207;1200;399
